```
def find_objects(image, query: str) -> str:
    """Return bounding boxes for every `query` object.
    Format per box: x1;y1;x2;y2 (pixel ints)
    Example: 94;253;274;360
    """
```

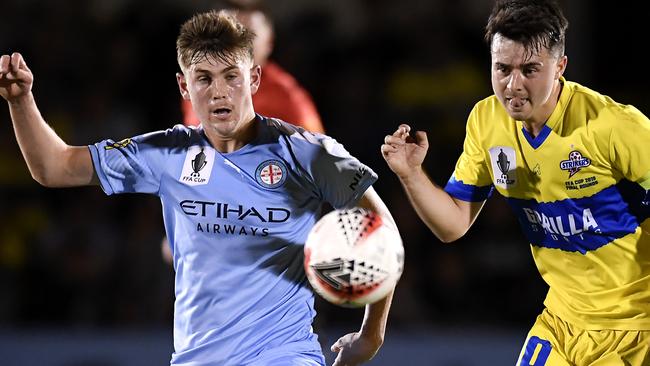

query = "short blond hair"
176;10;255;71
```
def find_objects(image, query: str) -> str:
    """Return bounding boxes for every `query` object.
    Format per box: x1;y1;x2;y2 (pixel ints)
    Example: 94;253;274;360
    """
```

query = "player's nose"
507;71;524;91
208;79;228;99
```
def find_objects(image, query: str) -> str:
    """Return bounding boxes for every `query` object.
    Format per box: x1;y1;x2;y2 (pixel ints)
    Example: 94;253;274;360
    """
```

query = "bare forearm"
398;168;472;242
8;93;93;186
356;189;398;342
360;289;393;344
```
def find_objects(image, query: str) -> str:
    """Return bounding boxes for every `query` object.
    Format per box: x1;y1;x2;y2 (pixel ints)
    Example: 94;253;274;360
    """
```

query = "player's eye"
225;73;238;81
523;67;539;75
496;65;510;74
197;75;211;83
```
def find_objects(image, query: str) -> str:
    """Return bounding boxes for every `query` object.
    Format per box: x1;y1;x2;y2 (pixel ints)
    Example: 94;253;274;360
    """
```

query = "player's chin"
206;114;237;127
505;108;531;121
204;121;236;136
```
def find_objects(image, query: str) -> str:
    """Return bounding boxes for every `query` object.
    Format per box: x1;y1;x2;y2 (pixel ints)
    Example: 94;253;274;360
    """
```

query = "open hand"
381;123;429;180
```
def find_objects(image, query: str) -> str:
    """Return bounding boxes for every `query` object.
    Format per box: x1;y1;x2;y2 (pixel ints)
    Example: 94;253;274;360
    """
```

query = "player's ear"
176;72;191;100
250;65;261;95
555;55;568;80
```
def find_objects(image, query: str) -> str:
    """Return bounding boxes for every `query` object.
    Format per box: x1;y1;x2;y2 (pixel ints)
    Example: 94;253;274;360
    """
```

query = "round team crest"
255;160;287;188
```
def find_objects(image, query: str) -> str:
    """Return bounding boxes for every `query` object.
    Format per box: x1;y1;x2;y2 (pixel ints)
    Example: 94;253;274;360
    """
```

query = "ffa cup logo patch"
489;146;517;189
179;146;215;186
255;160;287;188
560;150;591;178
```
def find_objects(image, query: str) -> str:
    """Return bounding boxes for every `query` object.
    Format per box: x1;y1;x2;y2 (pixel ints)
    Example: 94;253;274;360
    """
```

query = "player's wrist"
358;330;384;349
359;318;386;348
7;91;34;106
397;165;426;184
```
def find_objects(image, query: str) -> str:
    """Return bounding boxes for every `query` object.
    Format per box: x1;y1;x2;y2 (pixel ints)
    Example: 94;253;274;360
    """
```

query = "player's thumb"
330;339;342;352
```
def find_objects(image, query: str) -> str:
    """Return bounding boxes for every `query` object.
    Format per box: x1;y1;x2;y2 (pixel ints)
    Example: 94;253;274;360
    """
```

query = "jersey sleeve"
444;105;495;201
88;128;183;195
292;133;378;209
608;106;650;189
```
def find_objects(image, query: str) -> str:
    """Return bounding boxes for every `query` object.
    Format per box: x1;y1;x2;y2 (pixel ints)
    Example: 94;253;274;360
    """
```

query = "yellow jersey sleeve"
444;104;494;201
609;106;650;190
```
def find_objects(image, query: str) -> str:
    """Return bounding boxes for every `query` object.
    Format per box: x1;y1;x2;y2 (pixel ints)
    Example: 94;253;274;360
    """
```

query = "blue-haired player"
382;0;650;365
0;10;398;366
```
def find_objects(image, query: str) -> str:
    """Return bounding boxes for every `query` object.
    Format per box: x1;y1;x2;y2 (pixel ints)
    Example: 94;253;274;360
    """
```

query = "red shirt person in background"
180;1;324;133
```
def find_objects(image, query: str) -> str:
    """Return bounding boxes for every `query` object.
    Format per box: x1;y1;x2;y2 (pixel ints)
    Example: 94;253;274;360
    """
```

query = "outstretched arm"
330;186;397;366
0;53;96;187
381;124;484;242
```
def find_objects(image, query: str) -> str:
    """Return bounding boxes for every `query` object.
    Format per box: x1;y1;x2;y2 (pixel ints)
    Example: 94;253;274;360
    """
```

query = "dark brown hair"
485;0;568;58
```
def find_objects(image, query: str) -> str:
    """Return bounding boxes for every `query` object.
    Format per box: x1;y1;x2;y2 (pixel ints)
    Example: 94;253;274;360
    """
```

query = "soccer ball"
304;207;404;308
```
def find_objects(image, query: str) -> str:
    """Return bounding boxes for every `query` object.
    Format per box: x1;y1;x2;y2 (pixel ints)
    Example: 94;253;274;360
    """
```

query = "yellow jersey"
445;77;650;330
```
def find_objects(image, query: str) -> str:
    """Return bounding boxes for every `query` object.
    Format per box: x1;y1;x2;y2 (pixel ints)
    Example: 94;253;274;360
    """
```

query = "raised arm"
381;124;485;242
0;53;96;187
329;186;399;366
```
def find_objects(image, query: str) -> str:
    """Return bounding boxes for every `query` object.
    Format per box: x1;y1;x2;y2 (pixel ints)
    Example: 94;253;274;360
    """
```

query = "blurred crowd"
1;0;649;338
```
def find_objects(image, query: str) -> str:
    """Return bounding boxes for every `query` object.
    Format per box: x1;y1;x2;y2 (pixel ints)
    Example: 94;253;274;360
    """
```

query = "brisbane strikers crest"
255;159;287;188
560;150;591;178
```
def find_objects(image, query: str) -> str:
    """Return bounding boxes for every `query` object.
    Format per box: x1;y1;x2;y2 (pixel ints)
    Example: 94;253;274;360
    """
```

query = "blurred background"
1;0;649;365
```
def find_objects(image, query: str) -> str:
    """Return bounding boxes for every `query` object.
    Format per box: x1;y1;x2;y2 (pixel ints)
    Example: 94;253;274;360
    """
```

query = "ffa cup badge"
489;146;517;188
179;146;215;186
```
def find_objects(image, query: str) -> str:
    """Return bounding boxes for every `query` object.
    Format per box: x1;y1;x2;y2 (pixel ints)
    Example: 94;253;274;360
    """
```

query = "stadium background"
0;0;648;364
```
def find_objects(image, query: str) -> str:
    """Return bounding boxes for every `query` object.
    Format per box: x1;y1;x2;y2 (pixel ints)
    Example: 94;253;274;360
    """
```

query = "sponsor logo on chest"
522;207;600;237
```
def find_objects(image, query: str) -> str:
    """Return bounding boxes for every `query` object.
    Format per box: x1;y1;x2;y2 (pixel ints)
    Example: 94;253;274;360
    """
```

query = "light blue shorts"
245;350;325;366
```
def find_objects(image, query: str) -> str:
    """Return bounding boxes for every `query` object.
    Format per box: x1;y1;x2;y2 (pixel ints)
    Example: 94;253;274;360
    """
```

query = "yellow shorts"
516;309;650;365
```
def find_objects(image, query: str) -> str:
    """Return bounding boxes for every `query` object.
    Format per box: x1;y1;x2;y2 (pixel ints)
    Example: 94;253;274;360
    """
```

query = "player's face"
491;34;567;125
179;55;260;141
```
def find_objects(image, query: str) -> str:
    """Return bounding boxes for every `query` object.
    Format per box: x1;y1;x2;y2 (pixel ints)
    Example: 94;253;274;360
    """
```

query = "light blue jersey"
88;115;377;365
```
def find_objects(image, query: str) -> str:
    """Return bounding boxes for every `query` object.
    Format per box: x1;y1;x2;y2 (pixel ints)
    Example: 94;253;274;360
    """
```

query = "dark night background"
0;1;648;365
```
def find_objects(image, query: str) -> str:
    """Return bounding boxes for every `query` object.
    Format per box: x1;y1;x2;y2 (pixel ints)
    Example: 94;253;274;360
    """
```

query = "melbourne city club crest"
560;150;591;178
255;159;287;188
489;146;516;188
179;145;215;186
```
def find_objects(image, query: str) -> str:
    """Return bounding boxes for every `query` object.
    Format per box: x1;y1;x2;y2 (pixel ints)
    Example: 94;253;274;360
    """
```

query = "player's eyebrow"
193;67;211;75
220;65;239;74
494;61;543;68
522;61;543;67
193;65;240;75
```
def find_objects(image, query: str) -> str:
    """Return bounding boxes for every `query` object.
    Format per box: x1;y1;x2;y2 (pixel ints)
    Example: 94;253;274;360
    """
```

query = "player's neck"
521;120;547;138
204;116;259;153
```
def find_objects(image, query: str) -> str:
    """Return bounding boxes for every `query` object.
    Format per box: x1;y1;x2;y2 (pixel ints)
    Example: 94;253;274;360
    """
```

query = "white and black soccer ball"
304;207;404;308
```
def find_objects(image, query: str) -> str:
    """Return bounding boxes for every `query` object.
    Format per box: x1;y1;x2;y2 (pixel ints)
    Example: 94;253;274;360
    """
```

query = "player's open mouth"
506;97;528;109
212;108;232;117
